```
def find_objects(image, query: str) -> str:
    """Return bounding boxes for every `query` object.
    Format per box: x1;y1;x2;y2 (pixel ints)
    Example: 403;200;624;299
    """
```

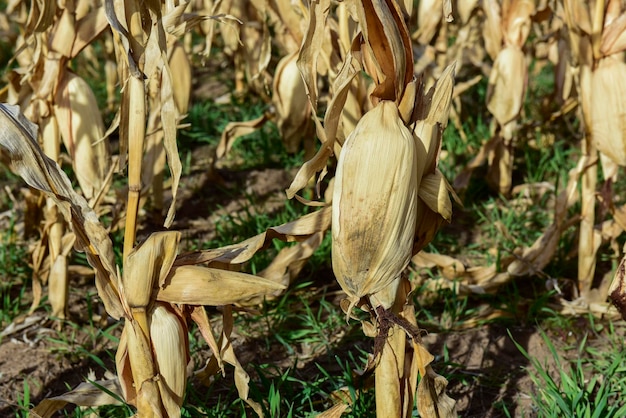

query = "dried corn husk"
591;56;626;166
273;51;311;153
150;303;189;418
486;46;526;126
54;71;110;201
332;101;423;312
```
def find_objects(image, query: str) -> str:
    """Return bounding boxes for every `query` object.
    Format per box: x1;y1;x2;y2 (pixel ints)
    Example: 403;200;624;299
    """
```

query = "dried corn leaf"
257;232;324;297
357;0;412;101
71;6;109;58
30;379;123;418
175;206;332;266
601;13;626;56
217;113;269;158
25;0;56;33
563;0;592;35
286;47;360;198
297;0;330;111
415;0;442;45
0;103;123;319
482;0;503;60
124;231;180;309
157;265;286;305
50;8;75;57
412;252;466;279
190;305;224;376
196;305;264;417
104;0;141;78
418;171;452;221
502;0;535;48
417;365;457;418
507;223;561;276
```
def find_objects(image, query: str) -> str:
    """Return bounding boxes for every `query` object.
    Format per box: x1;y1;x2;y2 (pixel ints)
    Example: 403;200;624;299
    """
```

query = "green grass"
181;97;306;171
0;211;33;329
511;324;626;417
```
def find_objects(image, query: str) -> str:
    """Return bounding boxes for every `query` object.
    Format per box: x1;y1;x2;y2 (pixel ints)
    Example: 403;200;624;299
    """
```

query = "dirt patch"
423;325;542;417
0;331;117;415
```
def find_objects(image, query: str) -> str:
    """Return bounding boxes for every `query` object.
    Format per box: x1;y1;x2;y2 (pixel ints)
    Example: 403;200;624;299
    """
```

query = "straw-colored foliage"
2;0;626;416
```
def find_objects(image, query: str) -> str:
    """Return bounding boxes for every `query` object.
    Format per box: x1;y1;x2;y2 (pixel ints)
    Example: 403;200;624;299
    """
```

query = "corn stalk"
286;0;457;415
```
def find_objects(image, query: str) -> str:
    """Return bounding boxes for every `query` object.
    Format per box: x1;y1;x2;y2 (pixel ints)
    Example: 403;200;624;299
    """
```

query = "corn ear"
150;303;189;418
486;47;526;126
332;101;423;311
273;51;311;153
591;56;626;166
54;71;110;201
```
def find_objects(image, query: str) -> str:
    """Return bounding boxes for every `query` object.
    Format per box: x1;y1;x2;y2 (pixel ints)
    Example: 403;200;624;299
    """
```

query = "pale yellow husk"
332;100;423;310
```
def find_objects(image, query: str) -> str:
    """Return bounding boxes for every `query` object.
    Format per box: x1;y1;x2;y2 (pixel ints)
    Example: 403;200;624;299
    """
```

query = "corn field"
1;0;626;416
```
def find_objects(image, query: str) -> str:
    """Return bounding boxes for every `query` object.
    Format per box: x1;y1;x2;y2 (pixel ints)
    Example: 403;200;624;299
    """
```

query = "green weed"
511;327;626;417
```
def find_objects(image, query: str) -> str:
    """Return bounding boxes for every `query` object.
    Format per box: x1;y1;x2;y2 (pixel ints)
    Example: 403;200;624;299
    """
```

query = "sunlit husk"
150;303;189;418
332;101;421;310
157;265;286;305
486;46;527;126
273;51;311;153
54;71;110;200
591;56;626;166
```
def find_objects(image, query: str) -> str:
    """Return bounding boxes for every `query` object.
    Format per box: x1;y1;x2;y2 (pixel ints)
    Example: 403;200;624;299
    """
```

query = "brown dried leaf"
50;8;75;57
161;60;183;228
601;13;626;56
415;0;443;45
482;0;503;59
257;232;325;300
297;0;331;111
71;6;109;58
26;0;56;33
502;0;535;47
286;48;360;199
357;0;412;101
